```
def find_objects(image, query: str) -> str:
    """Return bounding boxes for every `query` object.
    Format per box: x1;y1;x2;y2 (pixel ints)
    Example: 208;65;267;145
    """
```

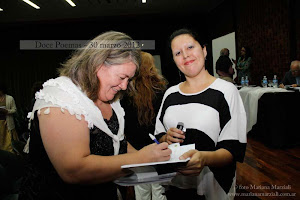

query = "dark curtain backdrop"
1;0;299;135
235;0;299;85
1;13;212;112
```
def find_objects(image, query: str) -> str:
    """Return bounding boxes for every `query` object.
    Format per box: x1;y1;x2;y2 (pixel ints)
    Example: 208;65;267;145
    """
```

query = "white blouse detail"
24;76;125;155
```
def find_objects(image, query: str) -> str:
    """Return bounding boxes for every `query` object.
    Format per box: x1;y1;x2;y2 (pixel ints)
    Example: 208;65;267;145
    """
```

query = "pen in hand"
149;133;160;144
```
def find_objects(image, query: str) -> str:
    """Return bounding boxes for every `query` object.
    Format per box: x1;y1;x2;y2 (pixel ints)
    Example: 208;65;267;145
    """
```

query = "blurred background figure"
233;46;252;84
216;56;235;83
0;83;19;153
121;51;168;200
220;48;230;57
279;60;300;88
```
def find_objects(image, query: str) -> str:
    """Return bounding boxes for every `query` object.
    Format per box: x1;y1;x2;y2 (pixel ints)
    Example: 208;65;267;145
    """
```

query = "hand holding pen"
135;134;170;162
149;133;160;144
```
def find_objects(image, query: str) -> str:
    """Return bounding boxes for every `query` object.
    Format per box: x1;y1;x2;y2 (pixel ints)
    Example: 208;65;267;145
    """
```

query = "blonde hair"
58;31;141;101
127;52;168;125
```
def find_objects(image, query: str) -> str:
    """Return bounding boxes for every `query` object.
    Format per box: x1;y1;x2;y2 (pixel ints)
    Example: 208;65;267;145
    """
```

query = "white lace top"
25;76;125;155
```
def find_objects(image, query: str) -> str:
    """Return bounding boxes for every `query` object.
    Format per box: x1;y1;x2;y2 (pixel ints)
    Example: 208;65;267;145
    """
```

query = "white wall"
153;55;162;75
212;32;237;80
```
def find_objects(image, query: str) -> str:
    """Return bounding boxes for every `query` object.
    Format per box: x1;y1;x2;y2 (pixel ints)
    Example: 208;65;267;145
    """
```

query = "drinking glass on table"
268;80;273;87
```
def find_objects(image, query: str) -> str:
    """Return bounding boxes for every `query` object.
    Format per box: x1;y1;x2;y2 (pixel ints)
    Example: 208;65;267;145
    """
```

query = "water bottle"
245;76;249;86
262;76;267;88
241;77;245;87
273;75;278;88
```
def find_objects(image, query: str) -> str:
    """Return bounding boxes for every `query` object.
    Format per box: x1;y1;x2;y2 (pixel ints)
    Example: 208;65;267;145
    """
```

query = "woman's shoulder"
156;84;180;104
31;76;91;122
213;78;238;94
165;83;180;92
36;77;78;102
162;84;180;97
42;76;74;89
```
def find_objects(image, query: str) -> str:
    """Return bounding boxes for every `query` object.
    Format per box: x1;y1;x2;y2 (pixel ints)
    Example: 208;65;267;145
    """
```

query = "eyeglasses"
291;70;299;73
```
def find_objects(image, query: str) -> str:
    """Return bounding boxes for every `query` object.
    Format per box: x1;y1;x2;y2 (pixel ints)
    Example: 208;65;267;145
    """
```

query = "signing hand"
139;142;171;163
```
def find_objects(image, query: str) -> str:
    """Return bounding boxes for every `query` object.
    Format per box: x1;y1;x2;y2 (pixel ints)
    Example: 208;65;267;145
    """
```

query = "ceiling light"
0;8;3;11
65;0;76;7
142;0;146;3
22;0;40;9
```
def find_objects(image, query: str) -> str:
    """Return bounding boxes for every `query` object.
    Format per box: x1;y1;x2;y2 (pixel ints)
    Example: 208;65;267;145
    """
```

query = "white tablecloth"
239;86;291;133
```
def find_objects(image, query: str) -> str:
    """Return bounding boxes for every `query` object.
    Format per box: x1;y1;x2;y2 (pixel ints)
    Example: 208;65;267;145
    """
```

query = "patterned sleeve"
216;85;247;162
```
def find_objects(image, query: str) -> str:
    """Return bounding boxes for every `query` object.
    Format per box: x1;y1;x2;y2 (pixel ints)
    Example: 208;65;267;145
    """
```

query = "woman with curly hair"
121;51;168;200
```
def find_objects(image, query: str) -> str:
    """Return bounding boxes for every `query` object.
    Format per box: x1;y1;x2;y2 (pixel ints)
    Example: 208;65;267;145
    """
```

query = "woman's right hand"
138;142;171;163
164;127;185;144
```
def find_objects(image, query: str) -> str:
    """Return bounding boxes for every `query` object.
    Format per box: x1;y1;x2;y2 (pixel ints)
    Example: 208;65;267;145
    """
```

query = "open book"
114;143;195;186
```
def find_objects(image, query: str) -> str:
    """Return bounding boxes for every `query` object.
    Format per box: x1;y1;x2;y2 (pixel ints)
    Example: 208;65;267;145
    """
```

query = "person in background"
233;46;252;83
279;60;300;88
220;48;230;57
22;81;44;143
216;56;235;83
121;51;168;200
19;31;171;200
155;28;247;200
0;83;19;153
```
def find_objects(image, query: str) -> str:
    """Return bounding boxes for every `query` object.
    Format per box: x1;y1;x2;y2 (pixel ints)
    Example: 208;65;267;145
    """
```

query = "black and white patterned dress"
155;78;247;199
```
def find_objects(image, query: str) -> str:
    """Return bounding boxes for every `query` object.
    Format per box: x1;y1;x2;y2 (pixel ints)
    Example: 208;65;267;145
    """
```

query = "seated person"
279;60;300;88
216;55;235;83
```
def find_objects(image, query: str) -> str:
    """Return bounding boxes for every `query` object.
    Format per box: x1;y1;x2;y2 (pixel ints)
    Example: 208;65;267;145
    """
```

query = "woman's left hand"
176;148;233;176
176;150;206;176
